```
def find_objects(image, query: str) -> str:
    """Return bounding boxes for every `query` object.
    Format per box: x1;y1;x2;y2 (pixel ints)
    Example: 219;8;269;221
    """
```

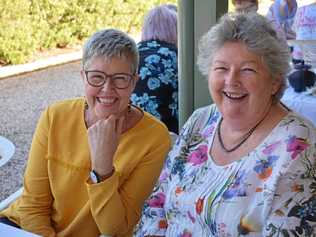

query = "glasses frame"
84;70;134;89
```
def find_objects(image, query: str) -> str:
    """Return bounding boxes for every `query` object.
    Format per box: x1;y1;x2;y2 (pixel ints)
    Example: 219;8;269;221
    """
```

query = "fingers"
88;114;125;135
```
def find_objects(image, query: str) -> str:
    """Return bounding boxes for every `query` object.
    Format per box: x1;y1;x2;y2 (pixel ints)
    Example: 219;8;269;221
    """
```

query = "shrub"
0;0;176;65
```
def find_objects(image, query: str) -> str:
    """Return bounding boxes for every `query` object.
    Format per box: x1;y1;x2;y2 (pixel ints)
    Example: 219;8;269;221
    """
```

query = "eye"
87;72;105;83
213;66;227;71
112;74;131;83
241;67;257;73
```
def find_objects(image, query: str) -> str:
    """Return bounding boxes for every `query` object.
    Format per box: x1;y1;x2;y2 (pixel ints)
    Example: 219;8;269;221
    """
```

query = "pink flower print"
187;145;208;165
180;230;192;237
286;136;310;160
262;141;281;155
148;192;165;208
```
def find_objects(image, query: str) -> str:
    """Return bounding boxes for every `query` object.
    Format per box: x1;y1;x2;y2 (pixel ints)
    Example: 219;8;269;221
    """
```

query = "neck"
218;102;272;153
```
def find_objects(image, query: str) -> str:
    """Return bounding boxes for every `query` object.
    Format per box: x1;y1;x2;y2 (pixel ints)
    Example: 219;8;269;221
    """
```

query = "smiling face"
81;56;138;121
209;42;280;122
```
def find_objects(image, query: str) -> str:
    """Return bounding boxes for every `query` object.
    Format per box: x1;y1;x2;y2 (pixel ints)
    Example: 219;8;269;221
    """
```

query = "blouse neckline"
207;110;293;168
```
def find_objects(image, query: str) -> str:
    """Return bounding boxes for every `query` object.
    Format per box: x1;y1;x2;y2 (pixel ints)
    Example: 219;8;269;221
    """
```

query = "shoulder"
278;112;316;143
45;97;84;121
181;104;219;134
134;109;170;138
142;110;170;133
190;104;218;122
129;109;171;149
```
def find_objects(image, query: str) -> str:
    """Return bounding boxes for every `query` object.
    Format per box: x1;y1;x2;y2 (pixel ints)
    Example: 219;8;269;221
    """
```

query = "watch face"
90;170;99;183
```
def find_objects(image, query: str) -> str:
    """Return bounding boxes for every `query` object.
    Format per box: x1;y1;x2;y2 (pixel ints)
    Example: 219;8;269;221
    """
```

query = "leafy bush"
0;0;176;65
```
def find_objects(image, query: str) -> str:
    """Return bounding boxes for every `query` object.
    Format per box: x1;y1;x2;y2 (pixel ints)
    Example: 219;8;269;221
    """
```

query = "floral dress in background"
135;104;316;237
131;40;178;133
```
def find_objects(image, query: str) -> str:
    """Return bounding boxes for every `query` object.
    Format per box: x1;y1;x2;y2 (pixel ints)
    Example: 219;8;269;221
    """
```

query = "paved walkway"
0;60;83;201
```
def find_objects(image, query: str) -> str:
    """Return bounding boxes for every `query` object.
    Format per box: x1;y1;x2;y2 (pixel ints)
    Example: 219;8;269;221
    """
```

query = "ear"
80;70;85;82
271;76;282;96
131;74;139;90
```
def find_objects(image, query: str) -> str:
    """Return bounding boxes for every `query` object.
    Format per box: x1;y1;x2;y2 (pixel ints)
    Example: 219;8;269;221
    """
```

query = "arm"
263;134;316;236
87;127;171;236
17;108;56;237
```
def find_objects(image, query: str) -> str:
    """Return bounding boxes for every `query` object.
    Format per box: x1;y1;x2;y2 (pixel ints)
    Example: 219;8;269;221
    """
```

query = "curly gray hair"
82;29;139;74
197;12;291;103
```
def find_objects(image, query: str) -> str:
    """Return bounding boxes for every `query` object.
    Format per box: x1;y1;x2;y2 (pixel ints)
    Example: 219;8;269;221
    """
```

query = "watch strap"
90;168;115;183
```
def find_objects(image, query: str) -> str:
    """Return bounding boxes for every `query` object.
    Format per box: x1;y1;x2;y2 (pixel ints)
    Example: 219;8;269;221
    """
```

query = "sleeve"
135;107;213;237
17;108;56;237
263;128;316;236
86;131;171;236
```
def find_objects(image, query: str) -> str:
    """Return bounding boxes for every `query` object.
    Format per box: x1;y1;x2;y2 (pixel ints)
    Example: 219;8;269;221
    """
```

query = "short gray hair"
82;29;139;74
197;12;291;103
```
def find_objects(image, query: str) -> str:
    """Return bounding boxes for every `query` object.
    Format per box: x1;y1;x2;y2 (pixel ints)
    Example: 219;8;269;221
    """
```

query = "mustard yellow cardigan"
1;98;171;237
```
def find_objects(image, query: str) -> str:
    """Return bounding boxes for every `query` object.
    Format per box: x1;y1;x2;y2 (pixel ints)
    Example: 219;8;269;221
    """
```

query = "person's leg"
0;217;20;228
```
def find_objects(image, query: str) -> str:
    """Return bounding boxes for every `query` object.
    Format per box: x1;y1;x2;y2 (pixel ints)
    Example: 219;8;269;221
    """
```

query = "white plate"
0;136;15;167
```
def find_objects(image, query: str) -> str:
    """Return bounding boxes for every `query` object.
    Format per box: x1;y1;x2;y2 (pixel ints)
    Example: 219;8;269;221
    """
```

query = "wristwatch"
90;170;101;183
90;167;115;184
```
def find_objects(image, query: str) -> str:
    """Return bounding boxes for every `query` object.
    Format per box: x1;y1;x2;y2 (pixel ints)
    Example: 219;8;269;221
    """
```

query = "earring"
127;102;132;113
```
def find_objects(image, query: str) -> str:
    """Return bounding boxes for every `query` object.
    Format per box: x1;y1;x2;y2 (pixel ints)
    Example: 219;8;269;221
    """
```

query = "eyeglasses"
84;70;134;89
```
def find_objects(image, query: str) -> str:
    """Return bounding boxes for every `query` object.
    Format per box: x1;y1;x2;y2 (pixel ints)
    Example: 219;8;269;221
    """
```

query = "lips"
223;91;248;100
96;97;117;105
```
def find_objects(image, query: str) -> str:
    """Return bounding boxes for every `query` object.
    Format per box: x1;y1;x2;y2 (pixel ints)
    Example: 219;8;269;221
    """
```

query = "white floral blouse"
135;104;316;237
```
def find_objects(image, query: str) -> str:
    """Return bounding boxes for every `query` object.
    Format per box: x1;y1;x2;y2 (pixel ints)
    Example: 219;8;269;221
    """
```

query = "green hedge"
0;0;176;65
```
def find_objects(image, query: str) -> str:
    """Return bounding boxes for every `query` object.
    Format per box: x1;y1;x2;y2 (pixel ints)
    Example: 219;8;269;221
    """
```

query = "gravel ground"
0;61;84;201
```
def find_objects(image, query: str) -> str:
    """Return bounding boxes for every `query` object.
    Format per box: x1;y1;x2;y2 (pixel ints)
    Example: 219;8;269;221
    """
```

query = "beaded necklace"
217;106;271;153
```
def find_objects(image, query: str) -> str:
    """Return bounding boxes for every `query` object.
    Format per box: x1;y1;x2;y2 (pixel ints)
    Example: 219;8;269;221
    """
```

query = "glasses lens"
86;71;105;86
112;74;132;89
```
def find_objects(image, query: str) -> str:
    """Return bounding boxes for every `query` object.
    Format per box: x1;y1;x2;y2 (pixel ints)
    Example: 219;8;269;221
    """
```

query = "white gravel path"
0;61;84;201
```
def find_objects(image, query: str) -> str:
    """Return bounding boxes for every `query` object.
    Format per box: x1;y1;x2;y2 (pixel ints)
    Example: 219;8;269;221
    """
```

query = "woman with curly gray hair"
135;12;316;236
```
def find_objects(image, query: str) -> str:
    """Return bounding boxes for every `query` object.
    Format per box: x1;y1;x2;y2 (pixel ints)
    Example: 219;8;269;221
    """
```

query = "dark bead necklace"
217;107;271;153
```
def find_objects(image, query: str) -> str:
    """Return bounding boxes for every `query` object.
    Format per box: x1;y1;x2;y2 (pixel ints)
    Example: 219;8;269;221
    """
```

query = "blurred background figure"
165;3;177;12
291;0;316;66
281;63;316;126
131;4;179;134
266;0;297;40
280;0;316;126
232;0;259;12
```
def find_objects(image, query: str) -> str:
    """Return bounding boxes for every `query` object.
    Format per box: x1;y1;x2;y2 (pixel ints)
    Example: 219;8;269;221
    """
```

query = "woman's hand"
87;115;124;176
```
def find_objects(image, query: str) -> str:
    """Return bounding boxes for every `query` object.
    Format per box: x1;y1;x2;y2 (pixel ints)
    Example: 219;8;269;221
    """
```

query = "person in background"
232;0;258;13
291;0;316;65
266;0;297;41
131;4;178;134
166;3;177;12
135;12;316;236
0;29;171;237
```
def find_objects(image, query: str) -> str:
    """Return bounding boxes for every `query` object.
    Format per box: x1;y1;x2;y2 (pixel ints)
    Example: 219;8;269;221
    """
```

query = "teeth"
224;92;246;99
97;98;116;104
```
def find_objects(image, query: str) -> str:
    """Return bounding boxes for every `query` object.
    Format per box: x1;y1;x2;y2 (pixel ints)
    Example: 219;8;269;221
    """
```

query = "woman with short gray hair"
0;29;171;237
135;12;316;236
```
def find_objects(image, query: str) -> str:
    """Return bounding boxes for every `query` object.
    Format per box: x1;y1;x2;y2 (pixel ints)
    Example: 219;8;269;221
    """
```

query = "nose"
100;77;115;91
225;69;241;88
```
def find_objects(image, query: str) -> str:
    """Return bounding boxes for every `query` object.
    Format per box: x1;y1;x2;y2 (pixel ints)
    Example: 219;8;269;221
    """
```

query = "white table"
0;223;41;236
281;87;316;126
0;135;15;167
